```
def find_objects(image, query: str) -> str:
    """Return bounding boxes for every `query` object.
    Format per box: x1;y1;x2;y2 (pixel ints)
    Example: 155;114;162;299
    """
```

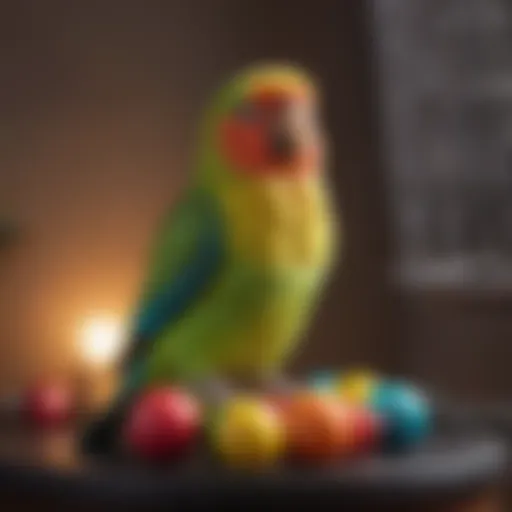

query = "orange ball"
284;393;353;464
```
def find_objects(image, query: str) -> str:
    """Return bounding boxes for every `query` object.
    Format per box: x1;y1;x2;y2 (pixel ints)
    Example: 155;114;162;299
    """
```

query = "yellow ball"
212;397;285;470
337;369;378;405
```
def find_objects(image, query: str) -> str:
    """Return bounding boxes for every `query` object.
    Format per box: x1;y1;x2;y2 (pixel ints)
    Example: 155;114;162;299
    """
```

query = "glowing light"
79;315;125;367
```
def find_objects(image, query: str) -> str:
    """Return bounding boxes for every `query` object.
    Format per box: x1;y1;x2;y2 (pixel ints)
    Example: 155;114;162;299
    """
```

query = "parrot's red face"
218;85;324;178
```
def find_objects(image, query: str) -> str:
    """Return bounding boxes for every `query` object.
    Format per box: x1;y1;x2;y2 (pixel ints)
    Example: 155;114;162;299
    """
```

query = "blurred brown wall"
0;1;393;390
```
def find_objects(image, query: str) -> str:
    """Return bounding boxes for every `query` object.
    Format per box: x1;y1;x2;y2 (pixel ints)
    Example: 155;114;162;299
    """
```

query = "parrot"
81;62;340;455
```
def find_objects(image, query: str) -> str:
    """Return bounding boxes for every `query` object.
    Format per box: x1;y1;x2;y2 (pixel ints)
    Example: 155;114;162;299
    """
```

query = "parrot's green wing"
81;187;224;455
122;186;225;370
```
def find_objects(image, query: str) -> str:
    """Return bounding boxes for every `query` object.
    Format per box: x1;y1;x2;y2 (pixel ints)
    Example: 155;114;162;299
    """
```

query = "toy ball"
285;392;352;464
212;397;285;470
349;406;383;454
123;387;202;461
336;369;378;406
371;381;431;453
24;380;74;428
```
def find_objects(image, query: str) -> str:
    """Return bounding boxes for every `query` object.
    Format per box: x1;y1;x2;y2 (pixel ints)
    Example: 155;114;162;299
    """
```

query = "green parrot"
82;63;339;454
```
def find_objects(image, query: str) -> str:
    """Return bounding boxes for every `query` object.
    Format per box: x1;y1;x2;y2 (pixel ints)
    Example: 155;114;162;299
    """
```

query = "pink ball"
123;387;201;461
24;381;74;428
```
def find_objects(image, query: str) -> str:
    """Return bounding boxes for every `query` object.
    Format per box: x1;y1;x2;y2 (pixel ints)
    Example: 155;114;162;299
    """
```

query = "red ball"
123;387;201;461
351;406;382;453
24;381;74;428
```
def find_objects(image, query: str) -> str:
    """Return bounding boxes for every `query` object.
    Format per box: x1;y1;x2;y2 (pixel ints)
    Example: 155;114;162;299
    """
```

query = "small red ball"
123;387;201;461
24;381;74;428
351;406;382;453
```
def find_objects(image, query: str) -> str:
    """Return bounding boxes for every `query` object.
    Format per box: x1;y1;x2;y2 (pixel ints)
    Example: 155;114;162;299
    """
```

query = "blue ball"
371;380;431;453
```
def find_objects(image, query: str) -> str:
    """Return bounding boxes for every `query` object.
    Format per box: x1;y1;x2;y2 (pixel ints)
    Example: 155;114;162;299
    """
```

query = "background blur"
0;0;507;405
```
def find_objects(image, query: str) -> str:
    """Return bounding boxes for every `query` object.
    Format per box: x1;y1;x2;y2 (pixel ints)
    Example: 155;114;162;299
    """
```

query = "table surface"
0;422;507;508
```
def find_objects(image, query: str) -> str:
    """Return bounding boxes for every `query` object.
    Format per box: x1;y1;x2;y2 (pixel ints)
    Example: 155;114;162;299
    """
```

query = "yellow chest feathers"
219;178;337;268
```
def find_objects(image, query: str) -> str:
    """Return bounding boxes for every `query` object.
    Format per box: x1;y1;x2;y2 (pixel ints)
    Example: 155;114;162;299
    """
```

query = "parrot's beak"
267;99;318;173
219;83;321;177
270;125;297;163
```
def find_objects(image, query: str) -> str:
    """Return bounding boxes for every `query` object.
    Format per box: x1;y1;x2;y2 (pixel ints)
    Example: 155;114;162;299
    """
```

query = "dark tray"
0;421;506;509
